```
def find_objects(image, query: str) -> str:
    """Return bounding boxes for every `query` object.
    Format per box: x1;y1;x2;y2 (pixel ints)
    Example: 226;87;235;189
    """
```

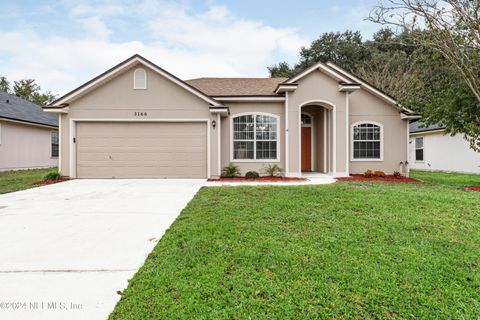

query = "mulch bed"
32;178;70;185
337;174;421;183
208;176;307;182
465;186;480;192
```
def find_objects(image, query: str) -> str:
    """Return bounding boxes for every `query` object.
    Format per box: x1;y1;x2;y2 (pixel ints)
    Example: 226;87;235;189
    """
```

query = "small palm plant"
221;163;241;178
263;164;282;177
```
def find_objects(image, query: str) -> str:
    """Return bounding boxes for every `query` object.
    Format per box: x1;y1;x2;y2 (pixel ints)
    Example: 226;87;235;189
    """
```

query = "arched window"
301;113;312;125
231;113;279;161
351;122;383;161
133;68;147;89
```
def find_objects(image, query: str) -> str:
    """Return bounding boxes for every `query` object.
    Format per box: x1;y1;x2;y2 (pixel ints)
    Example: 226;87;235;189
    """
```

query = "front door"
301;127;312;171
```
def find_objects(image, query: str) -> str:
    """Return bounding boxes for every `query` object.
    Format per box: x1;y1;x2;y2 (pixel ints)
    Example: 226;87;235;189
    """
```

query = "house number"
134;112;148;117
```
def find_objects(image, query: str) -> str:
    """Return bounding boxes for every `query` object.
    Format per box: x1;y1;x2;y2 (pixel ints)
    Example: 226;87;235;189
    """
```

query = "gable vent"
134;68;147;89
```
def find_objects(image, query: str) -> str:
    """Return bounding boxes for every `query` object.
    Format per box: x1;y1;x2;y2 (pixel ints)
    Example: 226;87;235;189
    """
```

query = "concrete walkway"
204;173;336;187
0;179;204;320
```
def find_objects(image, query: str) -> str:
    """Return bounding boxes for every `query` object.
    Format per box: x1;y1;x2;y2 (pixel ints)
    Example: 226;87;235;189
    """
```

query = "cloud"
80;16;112;39
0;1;308;95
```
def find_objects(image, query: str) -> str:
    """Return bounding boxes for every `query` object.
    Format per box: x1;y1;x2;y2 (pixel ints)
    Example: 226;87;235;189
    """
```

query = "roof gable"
282;60;414;114
0;91;58;127
48;54;222;108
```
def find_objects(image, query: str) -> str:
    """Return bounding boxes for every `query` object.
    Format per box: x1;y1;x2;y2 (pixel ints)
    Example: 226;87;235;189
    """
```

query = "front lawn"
0;167;56;194
111;171;480;319
412;170;480;187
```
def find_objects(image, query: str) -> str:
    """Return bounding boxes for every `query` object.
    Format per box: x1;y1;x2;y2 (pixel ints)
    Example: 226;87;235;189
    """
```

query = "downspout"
345;92;349;176
58;114;62;173
285;92;289;176
217;113;221;177
406;120;410;177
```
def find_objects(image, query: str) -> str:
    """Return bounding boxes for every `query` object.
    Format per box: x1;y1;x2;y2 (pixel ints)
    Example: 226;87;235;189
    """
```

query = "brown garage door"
76;122;207;178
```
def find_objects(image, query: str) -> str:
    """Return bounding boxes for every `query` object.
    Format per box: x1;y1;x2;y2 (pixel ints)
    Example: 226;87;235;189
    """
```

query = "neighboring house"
0;91;58;171
409;121;480;174
43;54;416;179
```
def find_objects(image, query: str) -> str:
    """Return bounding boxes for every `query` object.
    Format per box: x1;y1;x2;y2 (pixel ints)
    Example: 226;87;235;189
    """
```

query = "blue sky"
0;0;383;95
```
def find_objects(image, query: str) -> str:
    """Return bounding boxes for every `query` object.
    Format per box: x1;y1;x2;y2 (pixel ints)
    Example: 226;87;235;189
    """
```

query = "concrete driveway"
0;179;204;320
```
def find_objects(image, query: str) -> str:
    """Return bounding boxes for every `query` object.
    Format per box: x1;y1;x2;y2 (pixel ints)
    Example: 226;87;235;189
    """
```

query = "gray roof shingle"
0;91;58;127
410;121;445;133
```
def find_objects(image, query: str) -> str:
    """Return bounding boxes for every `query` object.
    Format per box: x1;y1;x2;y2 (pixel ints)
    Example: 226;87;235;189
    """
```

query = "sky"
0;0;384;95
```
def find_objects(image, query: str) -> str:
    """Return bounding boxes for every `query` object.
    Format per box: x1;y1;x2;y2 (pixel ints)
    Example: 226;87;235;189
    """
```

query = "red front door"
301;127;311;171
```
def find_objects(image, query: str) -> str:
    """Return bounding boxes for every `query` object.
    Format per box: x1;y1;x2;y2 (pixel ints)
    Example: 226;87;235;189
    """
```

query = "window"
352;122;383;160
415;137;424;161
301;113;312;125
51;132;59;158
133;68;147;89
232;114;278;161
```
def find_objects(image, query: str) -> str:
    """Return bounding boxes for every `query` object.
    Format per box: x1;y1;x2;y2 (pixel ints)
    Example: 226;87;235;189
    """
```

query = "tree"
0;76;10;93
369;0;480;150
268;31;370;78
11;79;56;106
268;62;295;78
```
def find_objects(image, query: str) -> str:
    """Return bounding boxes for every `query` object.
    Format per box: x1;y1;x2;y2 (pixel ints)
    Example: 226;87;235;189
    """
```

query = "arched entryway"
299;101;335;175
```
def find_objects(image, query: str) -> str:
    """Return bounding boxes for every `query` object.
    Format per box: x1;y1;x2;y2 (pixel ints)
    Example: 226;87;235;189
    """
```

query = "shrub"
263;164;282;177
245;171;260;179
221;164;241;178
363;170;375;178
43;171;62;181
393;171;402;178
374;170;386;177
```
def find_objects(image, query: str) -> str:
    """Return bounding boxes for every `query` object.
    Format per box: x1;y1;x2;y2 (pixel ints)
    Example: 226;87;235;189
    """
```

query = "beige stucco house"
1;91;58;171
43;54;416;179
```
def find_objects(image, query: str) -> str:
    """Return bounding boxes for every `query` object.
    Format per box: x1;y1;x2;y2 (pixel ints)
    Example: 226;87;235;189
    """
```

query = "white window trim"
0;123;2;145
133;68;147;90
230;112;280;163
415;136;425;163
50;131;59;158
350;121;384;162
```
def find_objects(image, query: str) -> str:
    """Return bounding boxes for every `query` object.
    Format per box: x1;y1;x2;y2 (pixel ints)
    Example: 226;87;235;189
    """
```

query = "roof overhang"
209;106;230;116
274;83;298;94
43;106;70;114
325;62;416;114
400;113;421;120
0;116;58;129
284;61;353;84
338;83;361;92
410;129;445;136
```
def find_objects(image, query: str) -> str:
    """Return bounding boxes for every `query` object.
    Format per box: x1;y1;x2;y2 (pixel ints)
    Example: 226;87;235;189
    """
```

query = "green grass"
111;171;480;319
411;170;480;187
0;167;56;194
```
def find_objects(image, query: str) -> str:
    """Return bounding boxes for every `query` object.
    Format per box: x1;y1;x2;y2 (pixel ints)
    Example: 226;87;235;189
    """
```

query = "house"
43;54;416;179
409;121;480;174
0;91;58;171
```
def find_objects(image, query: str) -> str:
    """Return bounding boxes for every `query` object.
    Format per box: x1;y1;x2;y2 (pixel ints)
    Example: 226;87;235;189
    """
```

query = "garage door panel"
76;122;207;178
